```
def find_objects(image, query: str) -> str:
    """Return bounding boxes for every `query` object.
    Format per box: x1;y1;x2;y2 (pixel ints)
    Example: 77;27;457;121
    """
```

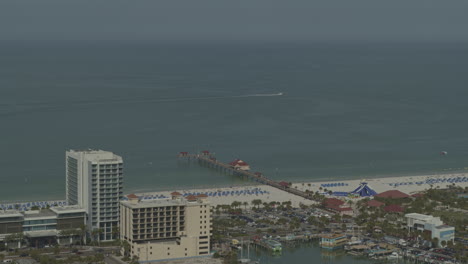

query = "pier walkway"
178;152;319;202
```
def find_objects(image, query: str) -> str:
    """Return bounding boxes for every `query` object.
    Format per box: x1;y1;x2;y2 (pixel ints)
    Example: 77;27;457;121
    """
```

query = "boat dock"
248;239;282;252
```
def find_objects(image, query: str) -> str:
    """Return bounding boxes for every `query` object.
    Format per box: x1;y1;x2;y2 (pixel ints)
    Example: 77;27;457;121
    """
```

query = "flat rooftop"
405;213;434;221
23;209;57;219
321;234;347;239
121;198;208;209
436;225;454;230
0;210;23;218
50;205;86;214
67;149;122;162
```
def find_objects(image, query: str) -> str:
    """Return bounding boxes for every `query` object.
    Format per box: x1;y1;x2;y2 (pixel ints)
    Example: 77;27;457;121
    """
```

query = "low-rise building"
375;190;409;199
0;211;23;242
229;159;250;171
320;234;347;250
0;206;86;247
322;198;354;216
120;193;212;262
383;204;404;213
405;213;455;246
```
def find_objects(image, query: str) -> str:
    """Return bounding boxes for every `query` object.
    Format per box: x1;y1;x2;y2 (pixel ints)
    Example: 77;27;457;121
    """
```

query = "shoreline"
134;172;468;208
127;169;468;195
1;171;467;205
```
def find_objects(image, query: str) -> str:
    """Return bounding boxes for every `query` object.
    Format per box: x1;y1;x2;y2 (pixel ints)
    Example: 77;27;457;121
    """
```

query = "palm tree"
59;229;74;245
97;228;104;246
242;202;248;210
112;226;120;241
79;224;87;245
441;240;447;248
121;240;131;257
8;232;25;249
91;229;99;245
431;237;439;248
4;234;15;249
251;199;262;209
231;201;242;210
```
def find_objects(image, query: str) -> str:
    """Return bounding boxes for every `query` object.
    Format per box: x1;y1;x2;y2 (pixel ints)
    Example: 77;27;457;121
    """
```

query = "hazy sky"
1;0;468;42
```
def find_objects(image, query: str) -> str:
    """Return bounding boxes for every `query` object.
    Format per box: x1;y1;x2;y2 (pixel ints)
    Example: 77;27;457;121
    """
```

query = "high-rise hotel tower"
66;150;123;241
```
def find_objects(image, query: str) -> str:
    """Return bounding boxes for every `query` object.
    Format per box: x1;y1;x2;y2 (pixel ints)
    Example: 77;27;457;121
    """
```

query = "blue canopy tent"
350;182;377;197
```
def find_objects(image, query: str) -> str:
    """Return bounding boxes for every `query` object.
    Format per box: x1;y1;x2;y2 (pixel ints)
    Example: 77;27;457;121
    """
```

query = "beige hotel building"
120;192;212;262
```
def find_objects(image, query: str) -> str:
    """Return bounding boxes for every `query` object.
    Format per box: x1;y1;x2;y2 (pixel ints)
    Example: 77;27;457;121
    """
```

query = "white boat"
387;252;400;260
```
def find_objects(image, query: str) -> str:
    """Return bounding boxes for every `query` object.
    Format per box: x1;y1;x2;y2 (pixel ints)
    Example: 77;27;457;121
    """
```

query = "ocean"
1;41;468;202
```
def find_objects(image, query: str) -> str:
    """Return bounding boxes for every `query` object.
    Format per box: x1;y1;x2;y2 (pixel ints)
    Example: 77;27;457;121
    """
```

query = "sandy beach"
136;185;317;208
134;173;468;207
291;172;468;194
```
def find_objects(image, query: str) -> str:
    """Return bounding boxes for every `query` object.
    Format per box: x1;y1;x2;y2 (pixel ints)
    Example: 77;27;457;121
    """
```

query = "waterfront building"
405;213;455;246
0;206;86;247
263;240;282;252
229;159;250;171
0;211;23;243
120;193;212;262
320;234;347;250
66;149;123;241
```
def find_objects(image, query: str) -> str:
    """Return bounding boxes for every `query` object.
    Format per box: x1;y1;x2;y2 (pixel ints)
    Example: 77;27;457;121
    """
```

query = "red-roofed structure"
279;181;290;188
197;194;208;199
229;159;250;171
384;204;404;213
367;200;384;207
411;193;424;198
323;198;345;207
375;190;409;199
171;192;182;196
127;194;138;199
185;195;197;201
201;150;210;155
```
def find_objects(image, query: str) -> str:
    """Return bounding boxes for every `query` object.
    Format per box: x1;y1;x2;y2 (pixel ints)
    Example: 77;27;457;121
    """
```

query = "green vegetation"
28;250;105;264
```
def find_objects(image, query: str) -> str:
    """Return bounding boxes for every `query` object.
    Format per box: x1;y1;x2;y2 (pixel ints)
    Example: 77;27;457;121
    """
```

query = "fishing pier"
178;151;318;201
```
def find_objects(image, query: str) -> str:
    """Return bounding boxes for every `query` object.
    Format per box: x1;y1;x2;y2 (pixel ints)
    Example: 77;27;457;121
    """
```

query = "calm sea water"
1;41;468;202
249;245;376;264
